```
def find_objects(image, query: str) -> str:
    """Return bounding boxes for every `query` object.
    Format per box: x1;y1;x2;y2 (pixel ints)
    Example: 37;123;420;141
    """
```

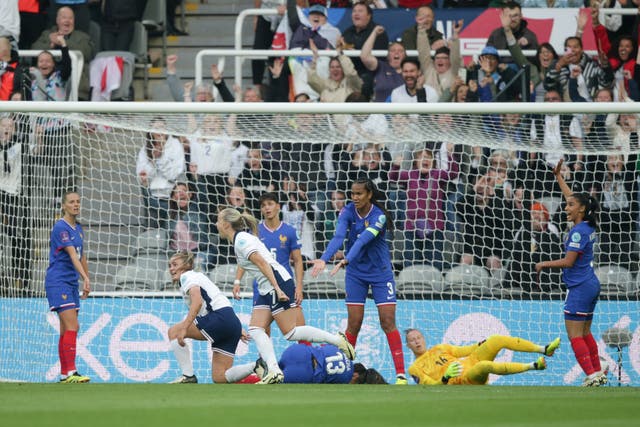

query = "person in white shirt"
216;207;355;384
135;117;185;229
167;251;261;384
390;58;438;103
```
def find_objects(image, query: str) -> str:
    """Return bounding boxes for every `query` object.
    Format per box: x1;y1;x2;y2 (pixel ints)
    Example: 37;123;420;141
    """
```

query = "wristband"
233;279;241;285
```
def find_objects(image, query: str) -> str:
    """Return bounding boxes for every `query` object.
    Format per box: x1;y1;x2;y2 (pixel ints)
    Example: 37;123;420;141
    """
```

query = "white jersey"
178;270;231;316
189;133;233;175
233;231;292;296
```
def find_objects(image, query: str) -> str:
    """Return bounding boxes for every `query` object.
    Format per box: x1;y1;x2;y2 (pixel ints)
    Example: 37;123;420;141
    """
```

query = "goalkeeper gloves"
441;362;463;384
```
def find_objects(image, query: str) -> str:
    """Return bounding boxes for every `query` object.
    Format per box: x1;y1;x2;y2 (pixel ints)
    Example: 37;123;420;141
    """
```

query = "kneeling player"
167;251;260;383
405;329;560;385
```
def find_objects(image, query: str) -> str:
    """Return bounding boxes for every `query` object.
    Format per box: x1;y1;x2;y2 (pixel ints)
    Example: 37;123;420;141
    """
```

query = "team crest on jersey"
364;220;369;227
60;231;70;242
61;294;67;300
279;234;287;247
238;239;247;247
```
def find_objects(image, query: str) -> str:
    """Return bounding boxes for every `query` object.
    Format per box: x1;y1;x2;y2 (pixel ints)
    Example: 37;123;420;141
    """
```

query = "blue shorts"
194;306;242;356
45;283;79;313
253;270;297;316
564;278;600;321
345;273;397;306
279;344;314;384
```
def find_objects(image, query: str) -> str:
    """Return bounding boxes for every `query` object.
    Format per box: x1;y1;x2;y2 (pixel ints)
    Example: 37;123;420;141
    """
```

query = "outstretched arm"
553;158;573;201
360;25;385;72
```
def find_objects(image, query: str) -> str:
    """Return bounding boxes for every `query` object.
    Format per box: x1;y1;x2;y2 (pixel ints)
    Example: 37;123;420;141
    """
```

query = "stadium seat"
130;21;150;99
396;264;444;298
89;21;101;56
135;228;168;255
303;268;345;298
114;254;170;291
595;265;635;299
141;0;167;62
208;264;247;293
92;51;136;101
442;230;462;267
443;264;493;297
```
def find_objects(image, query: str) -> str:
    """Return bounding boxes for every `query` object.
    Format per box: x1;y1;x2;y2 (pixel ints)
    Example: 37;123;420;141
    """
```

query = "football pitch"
1;384;638;427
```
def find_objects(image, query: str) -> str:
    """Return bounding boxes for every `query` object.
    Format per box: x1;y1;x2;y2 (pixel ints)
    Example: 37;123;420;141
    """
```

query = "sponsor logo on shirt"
569;242;581;248
60;231;70;242
571;232;581;243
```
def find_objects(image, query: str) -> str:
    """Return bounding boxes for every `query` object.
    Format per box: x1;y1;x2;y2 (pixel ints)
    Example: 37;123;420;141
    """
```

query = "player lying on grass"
405;329;560;385
167;251;263;384
252;343;387;384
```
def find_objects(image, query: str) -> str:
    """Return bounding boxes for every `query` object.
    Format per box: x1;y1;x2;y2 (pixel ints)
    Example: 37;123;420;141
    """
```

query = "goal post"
0;101;638;385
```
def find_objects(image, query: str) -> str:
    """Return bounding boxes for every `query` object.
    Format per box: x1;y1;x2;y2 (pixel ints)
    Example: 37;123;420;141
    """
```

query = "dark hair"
294;93;311;102
535;42;558;69
145;116;167;159
434;46;450;57
502;1;522;11
612;35;637;63
400;57;421;71
564;36;582;49
353;1;373;16
258;191;279;206
352;178;394;233
353;363;387;385
571;192;599;229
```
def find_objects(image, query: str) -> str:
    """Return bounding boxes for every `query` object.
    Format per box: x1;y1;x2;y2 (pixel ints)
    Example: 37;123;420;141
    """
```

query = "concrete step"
176;15;253;39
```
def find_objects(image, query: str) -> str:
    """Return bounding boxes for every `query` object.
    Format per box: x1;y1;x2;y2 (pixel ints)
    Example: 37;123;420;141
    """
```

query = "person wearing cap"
416;19;463;97
469;45;520;102
510;200;563;293
287;0;341;50
486;1;539;55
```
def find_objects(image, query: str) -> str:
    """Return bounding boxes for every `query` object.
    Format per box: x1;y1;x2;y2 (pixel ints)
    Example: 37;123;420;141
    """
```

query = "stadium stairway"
136;0;256;101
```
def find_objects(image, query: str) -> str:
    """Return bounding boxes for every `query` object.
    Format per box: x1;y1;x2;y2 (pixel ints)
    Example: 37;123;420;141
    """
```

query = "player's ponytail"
354;178;394;233
219;207;259;235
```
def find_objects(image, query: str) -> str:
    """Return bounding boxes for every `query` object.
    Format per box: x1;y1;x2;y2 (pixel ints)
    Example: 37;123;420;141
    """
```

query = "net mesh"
0;108;638;385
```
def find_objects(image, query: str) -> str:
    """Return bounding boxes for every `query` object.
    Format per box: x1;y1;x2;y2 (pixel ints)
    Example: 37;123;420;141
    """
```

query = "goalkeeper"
405;329;560;385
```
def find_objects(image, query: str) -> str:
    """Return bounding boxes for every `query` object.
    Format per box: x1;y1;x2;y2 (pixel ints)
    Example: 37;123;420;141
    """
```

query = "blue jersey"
321;203;394;282
563;221;598;287
279;344;353;384
45;219;84;287
258;221;301;277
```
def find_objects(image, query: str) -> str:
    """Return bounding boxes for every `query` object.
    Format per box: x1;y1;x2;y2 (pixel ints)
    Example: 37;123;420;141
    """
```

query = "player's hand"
232;283;242;300
81;279;90;299
275;287;289;302
309;259;326;277
240;329;250;343
535;262;544;273
294;286;303;305
444;362;463;379
330;259;348;276
553;158;564;176
177;326;187;346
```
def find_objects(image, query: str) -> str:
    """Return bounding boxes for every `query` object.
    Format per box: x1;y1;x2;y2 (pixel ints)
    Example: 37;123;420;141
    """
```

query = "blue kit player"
536;159;606;387
311;178;407;384
45;191;91;383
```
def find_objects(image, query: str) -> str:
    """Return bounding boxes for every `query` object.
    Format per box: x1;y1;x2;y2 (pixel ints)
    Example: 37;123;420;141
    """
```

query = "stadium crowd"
1;0;640;296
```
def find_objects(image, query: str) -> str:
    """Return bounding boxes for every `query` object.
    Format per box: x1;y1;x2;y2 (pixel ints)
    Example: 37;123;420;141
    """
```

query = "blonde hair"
170;251;195;272
218;207;258;235
60;190;79;216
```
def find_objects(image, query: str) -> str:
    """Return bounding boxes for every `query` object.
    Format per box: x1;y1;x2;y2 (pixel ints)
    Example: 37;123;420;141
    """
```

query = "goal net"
0;101;638;385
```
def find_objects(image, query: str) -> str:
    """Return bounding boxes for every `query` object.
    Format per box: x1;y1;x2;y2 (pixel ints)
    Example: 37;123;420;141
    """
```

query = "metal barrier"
19;50;84;102
193;7;635;93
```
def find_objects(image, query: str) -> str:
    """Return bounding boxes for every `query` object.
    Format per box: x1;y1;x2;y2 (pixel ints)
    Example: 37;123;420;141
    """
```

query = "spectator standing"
100;0;146;52
307;39;362;102
342;1;389;99
417;19;463;97
49;0;91;34
487;2;539;56
360;25;405;102
19;0;48;50
400;5;443;52
0;0;20;53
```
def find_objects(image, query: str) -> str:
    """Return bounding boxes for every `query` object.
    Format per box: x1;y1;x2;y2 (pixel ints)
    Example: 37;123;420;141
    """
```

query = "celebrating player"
311;178;407;384
216;207;355;384
45;191;91;383
167;251;261;384
536;159;606;387
405;329;560;385
232;193;307;340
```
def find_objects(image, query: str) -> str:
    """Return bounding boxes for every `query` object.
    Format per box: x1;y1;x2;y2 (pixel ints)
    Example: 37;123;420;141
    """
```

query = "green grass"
1;384;639;427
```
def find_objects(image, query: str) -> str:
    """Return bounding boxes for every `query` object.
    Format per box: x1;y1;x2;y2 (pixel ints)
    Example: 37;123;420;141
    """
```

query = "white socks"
170;339;194;377
248;326;280;372
224;362;256;383
284;325;340;346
